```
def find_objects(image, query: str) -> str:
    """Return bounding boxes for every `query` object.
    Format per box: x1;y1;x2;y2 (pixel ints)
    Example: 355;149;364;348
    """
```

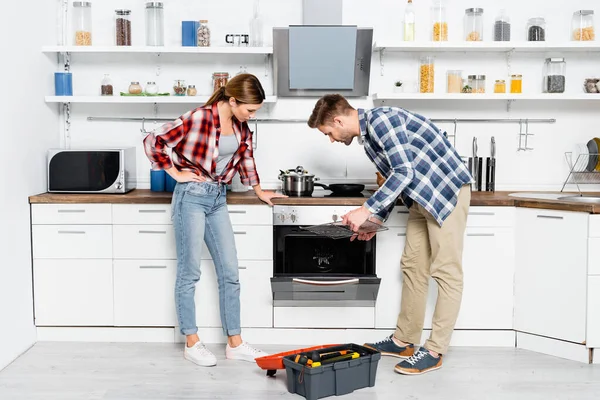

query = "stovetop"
279;190;370;198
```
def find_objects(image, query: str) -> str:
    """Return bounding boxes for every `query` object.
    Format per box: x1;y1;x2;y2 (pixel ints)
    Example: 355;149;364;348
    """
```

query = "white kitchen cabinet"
112;204;172;225
32;225;112;259
31;204;112;225
227;205;272;226
33;259;114;326
113;225;177;260
587;276;600;348
274;307;375;329
375;227;406;329
514;208;588;343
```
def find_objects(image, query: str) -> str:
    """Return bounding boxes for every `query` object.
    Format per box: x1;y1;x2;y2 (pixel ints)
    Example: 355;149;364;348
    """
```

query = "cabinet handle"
467;233;495;237
58;230;85;234
469;212;495;216
233;231;247;235
138;210;166;214
397;233;407;237
139;230;167;234
537;215;564;220
397;210;409;214
139;265;167;269
58;209;85;213
229;210;247;214
238;266;247;270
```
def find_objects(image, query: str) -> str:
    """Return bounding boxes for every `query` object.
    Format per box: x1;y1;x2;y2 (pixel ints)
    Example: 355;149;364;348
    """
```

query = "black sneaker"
394;347;442;375
363;335;415;358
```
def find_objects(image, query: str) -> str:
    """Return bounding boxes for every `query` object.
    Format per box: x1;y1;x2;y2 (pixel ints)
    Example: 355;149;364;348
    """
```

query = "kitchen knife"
470;137;480;191
490;136;496;192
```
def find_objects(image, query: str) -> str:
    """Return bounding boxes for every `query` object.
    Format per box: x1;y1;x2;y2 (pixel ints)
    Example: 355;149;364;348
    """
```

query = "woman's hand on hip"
171;170;206;183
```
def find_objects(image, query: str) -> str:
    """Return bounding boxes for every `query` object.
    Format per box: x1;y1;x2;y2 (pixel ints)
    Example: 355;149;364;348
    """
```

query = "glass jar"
494;79;506;93
431;1;448;42
404;0;415;42
544;58;566;93
173;80;187;96
115;9;132;46
419;56;435;93
187;85;197;96
212;72;230;92
468;75;486;93
527;17;546;41
249;0;264;46
197;20;211;47
101;74;113;96
145;82;159;95
145;2;164;46
494;10;511;41
128;82;143;94
572;10;595;41
447;70;462;93
510;74;522;93
464;8;484;41
73;2;92;46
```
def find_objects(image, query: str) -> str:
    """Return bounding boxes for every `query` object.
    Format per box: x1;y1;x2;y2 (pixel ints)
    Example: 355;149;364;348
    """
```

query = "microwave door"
49;151;120;192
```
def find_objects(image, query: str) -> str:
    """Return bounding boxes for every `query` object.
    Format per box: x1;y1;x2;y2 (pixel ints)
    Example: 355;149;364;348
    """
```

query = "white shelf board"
373;41;600;53
372;93;600;101
45;95;278;104
42;45;273;54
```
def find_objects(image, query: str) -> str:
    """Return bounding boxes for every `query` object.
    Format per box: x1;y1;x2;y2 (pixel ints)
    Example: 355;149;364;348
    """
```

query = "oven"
271;205;381;307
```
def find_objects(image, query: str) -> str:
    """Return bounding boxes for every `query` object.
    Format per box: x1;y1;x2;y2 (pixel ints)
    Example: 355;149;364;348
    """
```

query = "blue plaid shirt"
359;107;473;226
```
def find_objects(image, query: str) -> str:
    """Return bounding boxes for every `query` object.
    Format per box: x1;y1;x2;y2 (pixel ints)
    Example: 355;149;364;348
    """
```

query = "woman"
143;74;285;367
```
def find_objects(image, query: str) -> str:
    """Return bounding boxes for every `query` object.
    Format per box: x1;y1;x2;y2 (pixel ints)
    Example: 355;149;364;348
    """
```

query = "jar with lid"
543;58;566;93
173;80;187;96
419;56;435;93
572;10;595;41
212;72;230;92
468;75;486;93
187;85;197;96
128;82;143;94
145;2;164;46
73;2;92;46
527;17;546;41
115;9;132;46
101;74;113;96
494;9;511;41
145;82;159;95
494;79;506;93
431;1;448;42
464;8;484;41
447;70;462;93
510;74;522;93
197;20;211;47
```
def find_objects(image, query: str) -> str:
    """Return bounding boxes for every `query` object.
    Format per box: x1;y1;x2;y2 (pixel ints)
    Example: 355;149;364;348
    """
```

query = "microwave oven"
47;148;137;193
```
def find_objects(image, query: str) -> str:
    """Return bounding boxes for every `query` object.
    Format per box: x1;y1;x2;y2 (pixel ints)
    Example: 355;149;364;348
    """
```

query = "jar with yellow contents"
510;74;522;93
419;56;435;93
494;79;506;93
431;1;448;41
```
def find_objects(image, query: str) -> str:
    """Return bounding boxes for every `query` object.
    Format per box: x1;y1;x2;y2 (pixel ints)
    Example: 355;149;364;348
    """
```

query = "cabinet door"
33;259;114;326
32;225;112;259
514;208;588;343
375;228;406;329
239;261;273;328
587;276;600;348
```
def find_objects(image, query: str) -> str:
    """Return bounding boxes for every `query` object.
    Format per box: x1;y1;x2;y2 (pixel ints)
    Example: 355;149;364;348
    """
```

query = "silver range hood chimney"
303;0;343;25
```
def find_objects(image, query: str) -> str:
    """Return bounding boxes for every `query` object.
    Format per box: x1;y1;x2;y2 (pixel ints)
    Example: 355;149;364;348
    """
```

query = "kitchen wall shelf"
373;93;600;101
374;42;600;53
45;96;278;104
42;46;273;55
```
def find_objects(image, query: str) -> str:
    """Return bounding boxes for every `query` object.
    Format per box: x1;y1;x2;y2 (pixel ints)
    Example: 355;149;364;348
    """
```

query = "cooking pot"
278;166;319;197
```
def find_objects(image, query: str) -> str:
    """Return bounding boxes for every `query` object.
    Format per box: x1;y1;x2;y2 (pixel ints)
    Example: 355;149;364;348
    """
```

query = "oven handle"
292;278;360;286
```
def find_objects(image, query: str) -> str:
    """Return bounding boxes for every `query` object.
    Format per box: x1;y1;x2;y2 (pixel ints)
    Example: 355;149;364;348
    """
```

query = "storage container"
494;79;506;93
101;74;113;96
404;0;415;41
527;17;546;41
249;0;264;46
510;74;522;93
145;82;159;95
187;85;197;96
128;82;142;94
145;2;164;46
464;8;484;41
213;72;230;92
173;80;187;96
572;10;595;41
468;75;486;93
73;2;92;46
197;20;211;47
115;9;132;46
431;1;448;42
447;70;463;93
544;58;566;93
419;56;435;93
494;10;511;41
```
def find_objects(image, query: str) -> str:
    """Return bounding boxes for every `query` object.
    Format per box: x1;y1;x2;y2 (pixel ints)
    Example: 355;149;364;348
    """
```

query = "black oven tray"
300;221;388;239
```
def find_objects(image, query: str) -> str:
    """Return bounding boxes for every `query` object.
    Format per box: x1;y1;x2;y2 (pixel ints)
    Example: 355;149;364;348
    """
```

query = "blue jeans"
171;181;241;337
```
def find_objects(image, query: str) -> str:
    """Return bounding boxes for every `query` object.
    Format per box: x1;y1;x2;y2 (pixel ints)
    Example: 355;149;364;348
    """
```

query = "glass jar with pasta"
419;56;435;93
431;1;448;42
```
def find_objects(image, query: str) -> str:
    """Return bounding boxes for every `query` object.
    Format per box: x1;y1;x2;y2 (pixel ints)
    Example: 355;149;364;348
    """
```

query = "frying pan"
314;183;365;195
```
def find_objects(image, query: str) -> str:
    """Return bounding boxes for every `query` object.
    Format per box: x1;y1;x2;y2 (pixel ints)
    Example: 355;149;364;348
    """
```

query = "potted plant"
393;80;404;93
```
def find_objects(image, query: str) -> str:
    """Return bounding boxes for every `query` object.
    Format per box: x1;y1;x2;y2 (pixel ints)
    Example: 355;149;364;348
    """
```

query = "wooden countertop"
28;189;600;213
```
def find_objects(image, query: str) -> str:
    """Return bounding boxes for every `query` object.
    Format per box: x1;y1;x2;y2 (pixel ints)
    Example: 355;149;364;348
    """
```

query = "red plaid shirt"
143;103;260;187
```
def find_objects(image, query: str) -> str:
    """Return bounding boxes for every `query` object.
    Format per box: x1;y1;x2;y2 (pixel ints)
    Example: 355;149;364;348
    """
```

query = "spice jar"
447;70;462;93
527;17;546;41
464;8;484;41
173;80;187;96
187;85;197;96
212;72;230;92
101;74;113;96
572;10;595;41
494;10;511;41
544;58;566;93
510;74;522;93
73;2;92;46
145;82;159;95
494;79;506;93
128;82;143;94
145;2;164;46
115;9;132;46
419;56;435;93
431;1;448;42
468;75;486;93
197;20;211;47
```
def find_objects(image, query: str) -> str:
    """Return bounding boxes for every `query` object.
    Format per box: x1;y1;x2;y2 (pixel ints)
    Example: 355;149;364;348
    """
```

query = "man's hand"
342;205;372;232
350;231;377;242
257;190;288;206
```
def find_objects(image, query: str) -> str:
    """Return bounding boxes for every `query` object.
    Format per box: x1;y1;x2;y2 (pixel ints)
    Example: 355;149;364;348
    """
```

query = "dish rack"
561;152;600;192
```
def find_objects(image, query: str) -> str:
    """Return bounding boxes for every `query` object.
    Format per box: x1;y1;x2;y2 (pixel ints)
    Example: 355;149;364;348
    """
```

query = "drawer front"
113;225;176;259
113;260;177;326
112;204;171;225
589;239;600;275
386;207;410;227
229;225;273;260
32;225;112;259
31;204;112;225
274;307;374;328
466;207;515;227
227;205;272;226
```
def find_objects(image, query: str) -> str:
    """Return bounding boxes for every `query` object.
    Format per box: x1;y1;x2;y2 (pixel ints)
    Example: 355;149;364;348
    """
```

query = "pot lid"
279;165;315;177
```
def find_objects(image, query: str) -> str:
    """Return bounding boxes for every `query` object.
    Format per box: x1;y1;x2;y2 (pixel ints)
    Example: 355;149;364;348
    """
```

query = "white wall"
0;1;60;370
61;0;600;191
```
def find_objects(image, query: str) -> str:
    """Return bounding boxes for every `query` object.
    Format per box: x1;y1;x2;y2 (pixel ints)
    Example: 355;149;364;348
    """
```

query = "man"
307;94;473;375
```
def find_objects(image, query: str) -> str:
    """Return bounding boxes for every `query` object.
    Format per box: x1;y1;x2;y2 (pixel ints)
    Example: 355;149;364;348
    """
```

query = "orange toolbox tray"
255;344;340;377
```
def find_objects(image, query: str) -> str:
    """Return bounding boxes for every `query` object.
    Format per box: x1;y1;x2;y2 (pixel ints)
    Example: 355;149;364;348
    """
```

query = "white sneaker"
184;342;217;367
225;342;269;362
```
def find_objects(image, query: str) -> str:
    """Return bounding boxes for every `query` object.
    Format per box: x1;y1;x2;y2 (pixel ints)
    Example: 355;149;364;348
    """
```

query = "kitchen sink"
557;195;600;204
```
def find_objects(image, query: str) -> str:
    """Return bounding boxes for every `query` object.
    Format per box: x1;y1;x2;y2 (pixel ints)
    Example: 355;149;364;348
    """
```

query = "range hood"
273;0;373;97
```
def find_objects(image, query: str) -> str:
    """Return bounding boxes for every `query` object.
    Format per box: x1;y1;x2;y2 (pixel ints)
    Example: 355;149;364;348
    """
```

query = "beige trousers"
393;185;471;354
